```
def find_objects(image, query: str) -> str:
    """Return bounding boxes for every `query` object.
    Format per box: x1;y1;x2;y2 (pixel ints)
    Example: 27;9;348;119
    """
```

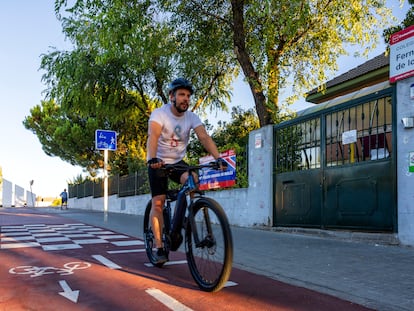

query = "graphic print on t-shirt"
170;125;182;147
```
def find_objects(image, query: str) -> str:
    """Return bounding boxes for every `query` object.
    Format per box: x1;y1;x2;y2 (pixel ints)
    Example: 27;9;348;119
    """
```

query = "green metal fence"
68;145;248;199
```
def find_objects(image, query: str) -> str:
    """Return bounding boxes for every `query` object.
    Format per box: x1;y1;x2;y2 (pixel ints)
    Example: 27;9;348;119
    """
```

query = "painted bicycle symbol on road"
9;262;91;278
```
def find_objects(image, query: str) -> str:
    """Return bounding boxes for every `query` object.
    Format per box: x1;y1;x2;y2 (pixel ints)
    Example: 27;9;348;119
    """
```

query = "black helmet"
168;78;194;95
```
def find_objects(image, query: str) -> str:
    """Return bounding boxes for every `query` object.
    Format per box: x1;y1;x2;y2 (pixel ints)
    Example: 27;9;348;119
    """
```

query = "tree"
160;0;395;126
187;106;260;187
53;0;236;111
187;106;259;161
23;92;151;176
25;0;395;177
24;0;238;176
383;0;414;44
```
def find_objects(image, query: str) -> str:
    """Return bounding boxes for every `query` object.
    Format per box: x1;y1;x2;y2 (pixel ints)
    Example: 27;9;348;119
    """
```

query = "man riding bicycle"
146;78;225;264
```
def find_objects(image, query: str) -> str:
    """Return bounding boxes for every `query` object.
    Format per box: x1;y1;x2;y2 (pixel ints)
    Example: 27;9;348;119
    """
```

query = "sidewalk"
31;207;414;311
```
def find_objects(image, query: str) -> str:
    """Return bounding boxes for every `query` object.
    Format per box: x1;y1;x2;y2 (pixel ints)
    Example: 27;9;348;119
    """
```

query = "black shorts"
148;160;189;197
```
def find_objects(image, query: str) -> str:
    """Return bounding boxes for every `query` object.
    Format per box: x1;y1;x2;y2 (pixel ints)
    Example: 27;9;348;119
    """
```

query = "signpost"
95;130;117;221
389;25;414;83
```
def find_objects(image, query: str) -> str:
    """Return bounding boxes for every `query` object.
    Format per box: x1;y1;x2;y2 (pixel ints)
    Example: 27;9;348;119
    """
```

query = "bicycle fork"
188;200;215;249
163;201;172;251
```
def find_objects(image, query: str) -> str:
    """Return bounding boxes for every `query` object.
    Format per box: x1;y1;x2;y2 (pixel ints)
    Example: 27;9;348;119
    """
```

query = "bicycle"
9;262;91;278
143;161;233;292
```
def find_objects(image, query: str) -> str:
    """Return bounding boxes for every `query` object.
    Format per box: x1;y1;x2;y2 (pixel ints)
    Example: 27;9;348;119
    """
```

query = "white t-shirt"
149;103;203;164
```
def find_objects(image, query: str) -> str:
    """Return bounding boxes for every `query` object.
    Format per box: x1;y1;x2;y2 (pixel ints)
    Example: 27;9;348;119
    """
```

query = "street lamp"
29;180;35;207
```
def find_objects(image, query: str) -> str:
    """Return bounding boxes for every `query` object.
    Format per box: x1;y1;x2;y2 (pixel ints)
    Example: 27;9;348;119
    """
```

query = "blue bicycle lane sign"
95;130;117;151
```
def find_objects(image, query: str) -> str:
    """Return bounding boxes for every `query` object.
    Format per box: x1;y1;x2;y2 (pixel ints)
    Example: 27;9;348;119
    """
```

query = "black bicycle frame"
169;169;203;248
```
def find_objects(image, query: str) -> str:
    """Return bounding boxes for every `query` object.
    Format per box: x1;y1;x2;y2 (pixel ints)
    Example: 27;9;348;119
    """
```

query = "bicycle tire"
143;200;168;268
185;197;233;292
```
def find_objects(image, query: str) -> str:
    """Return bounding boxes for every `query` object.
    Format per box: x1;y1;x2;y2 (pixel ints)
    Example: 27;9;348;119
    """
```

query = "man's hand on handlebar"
147;157;165;169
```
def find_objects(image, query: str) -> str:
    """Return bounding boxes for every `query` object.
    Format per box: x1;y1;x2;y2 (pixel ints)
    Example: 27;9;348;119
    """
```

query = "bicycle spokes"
185;198;233;292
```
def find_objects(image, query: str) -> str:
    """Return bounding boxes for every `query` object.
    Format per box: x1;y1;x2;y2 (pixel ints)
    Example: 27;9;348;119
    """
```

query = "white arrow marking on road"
58;280;79;303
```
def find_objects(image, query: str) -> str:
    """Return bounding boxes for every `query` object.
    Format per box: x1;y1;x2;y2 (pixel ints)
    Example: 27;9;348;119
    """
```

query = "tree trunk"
231;0;273;127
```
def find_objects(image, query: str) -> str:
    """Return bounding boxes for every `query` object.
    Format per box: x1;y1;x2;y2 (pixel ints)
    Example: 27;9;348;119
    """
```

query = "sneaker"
155;248;168;264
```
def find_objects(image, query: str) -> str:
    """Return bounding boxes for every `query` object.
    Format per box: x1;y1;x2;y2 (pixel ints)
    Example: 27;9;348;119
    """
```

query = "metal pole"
29;180;35;207
104;149;108;222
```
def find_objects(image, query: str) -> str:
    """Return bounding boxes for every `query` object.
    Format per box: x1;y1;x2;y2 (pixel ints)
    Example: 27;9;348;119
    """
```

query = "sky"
0;1;410;198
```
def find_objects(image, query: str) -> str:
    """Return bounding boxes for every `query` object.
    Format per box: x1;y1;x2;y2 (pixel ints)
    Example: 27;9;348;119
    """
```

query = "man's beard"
174;100;188;113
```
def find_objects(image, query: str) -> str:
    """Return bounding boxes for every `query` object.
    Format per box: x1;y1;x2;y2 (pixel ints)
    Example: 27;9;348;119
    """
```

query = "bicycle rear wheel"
143;200;168;268
185;197;233;292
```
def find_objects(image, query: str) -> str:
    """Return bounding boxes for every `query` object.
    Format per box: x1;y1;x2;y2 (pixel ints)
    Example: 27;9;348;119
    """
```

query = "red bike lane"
0;208;373;311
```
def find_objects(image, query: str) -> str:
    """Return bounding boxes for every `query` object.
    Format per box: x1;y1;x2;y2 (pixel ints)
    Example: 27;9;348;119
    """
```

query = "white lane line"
73;239;108;244
36;237;71;243
1;242;40;249
64;234;95;238
111;240;144;246
107;249;146;254
144;260;187;267
92;255;122;269
97;235;129;240
145;288;193;311
1;227;28;231
225;281;238;287
1;236;36;242
0;232;30;236
43;244;83;251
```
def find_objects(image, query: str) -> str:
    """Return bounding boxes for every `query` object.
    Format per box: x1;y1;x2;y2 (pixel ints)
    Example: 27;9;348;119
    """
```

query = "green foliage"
23;93;151;176
160;0;395;126
383;0;413;45
187;106;260;188
24;0;395;180
24;0;240;177
67;174;90;185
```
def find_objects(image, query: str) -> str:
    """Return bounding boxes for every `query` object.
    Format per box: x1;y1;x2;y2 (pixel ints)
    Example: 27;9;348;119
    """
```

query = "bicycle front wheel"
185;197;233;292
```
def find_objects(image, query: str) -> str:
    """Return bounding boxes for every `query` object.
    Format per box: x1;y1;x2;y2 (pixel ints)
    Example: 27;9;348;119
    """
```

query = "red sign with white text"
389;25;414;83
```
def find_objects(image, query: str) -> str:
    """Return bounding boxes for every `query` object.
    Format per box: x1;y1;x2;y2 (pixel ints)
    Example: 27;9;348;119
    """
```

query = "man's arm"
194;125;220;159
147;121;163;165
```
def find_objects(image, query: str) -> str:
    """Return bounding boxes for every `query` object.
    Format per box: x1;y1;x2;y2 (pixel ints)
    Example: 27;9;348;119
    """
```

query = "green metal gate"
274;86;396;231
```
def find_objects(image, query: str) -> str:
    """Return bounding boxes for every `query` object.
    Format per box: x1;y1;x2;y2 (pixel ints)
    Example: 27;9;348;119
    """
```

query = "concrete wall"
2;179;13;207
0;180;34;207
69;126;275;228
396;77;414;245
68;116;414;247
14;185;25;207
25;190;36;207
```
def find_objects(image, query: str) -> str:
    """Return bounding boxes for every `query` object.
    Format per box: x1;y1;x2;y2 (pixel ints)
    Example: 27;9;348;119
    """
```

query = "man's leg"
150;194;168;263
150;194;166;249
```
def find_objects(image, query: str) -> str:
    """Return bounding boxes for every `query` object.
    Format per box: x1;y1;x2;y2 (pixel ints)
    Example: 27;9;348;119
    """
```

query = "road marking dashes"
107;249;146;254
146;288;193;311
144;260;187;267
92;254;122;269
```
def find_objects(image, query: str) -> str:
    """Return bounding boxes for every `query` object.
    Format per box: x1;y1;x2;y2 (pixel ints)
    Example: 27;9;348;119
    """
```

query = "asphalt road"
0;207;376;311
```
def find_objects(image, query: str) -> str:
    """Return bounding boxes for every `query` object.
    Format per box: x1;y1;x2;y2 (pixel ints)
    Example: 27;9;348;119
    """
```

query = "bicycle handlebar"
164;161;223;172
